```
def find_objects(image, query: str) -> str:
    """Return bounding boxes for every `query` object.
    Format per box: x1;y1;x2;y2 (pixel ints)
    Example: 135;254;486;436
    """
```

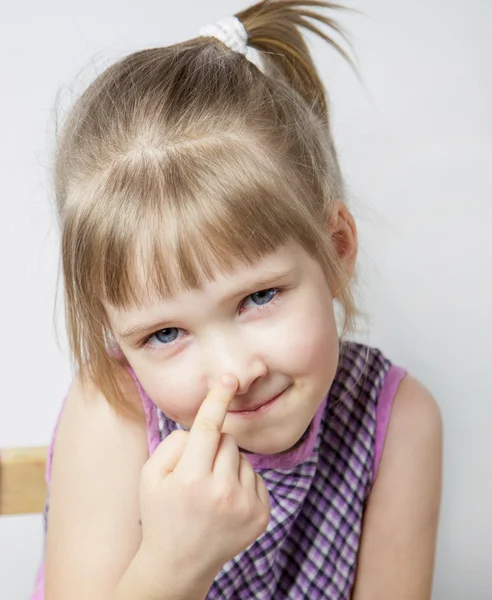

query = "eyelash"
140;287;283;355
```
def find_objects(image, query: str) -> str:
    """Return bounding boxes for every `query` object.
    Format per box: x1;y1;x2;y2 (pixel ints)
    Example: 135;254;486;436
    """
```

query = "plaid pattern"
36;342;390;599
157;342;391;599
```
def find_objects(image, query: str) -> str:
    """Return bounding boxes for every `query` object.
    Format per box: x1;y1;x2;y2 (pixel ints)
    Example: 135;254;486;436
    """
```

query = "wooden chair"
0;447;48;515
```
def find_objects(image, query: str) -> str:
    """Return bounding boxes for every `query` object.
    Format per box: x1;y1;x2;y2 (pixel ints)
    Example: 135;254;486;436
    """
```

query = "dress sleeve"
372;365;407;485
28;381;74;600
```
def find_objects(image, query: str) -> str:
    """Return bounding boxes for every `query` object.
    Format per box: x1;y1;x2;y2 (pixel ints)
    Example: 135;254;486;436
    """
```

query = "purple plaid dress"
31;342;406;599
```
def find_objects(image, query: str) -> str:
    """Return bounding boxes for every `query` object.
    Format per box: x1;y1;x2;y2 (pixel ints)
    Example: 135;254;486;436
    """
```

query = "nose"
202;330;267;395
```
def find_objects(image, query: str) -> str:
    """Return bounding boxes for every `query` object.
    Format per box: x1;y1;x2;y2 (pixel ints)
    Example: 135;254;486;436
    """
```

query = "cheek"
129;359;204;426
274;298;338;375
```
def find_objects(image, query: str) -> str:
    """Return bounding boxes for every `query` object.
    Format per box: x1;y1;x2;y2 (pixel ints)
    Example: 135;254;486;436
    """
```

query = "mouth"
228;387;289;416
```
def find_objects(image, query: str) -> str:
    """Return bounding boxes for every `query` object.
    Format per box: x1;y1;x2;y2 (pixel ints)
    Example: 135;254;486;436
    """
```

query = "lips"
228;388;287;413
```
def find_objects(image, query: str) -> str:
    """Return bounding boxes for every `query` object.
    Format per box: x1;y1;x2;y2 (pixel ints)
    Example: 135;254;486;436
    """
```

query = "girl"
33;1;442;599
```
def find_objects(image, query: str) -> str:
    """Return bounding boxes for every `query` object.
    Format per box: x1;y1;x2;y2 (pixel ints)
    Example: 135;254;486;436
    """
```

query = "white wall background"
0;0;490;598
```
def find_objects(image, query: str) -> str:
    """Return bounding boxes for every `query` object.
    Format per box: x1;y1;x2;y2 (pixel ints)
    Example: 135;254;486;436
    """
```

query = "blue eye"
141;327;184;355
141;287;282;355
251;289;276;305
243;288;278;309
154;328;180;344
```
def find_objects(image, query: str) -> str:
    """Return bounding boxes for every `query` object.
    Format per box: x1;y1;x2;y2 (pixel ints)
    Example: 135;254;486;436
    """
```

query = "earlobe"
327;200;358;277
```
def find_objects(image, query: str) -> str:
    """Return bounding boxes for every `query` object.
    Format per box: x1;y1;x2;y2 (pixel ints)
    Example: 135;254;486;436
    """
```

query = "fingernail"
221;374;237;387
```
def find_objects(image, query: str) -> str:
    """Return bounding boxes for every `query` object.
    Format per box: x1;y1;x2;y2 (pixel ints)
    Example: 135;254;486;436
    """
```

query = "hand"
137;374;271;590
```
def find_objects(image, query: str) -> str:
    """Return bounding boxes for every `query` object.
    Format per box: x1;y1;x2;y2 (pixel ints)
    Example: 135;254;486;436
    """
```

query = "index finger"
178;374;238;474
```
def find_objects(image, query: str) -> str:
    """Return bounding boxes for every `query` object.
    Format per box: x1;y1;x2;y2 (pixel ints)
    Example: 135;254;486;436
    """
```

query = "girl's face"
106;241;340;455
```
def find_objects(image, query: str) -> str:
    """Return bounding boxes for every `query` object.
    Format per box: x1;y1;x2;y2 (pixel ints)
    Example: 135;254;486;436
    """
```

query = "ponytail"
237;1;355;123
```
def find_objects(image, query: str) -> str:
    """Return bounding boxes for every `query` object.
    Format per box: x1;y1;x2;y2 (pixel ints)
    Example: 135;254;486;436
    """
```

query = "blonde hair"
53;0;357;415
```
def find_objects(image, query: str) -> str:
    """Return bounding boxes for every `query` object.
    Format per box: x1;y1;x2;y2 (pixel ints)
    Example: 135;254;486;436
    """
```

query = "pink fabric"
246;394;327;470
29;383;73;600
45;385;73;478
130;362;405;476
372;365;407;484
126;367;161;455
30;563;45;600
30;363;404;600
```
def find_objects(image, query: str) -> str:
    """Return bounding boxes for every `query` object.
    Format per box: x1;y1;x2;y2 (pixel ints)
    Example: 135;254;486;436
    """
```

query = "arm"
44;369;267;600
45;369;199;600
44;369;149;599
351;375;443;600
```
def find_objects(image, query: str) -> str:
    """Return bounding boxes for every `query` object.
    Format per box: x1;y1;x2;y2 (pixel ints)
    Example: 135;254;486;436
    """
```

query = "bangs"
66;138;327;312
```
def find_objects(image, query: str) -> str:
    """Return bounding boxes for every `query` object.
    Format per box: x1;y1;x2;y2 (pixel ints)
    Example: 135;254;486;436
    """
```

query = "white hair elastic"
198;16;264;71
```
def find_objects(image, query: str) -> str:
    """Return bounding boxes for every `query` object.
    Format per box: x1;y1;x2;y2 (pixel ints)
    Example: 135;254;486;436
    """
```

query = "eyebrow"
120;267;297;341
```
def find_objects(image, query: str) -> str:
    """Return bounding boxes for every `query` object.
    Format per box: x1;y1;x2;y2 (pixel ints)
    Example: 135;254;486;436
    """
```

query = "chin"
239;428;307;456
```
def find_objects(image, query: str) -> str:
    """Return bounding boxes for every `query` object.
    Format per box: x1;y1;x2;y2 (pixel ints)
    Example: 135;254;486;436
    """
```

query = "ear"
327;199;358;277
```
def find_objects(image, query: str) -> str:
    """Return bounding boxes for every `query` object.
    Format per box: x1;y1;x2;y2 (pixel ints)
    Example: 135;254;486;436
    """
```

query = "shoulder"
351;374;442;599
49;366;148;486
381;374;443;494
386;373;442;455
373;372;442;515
64;365;146;427
49;366;149;485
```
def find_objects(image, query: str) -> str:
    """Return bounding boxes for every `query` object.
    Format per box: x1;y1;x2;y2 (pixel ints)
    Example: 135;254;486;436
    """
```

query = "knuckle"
180;472;201;490
258;507;270;531
214;482;236;506
238;497;255;520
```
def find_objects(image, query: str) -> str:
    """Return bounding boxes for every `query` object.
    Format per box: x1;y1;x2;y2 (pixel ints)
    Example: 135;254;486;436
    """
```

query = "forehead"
105;241;309;324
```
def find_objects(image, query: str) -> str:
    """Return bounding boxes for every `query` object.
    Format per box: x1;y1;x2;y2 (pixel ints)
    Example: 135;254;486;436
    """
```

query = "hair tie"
198;16;264;72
